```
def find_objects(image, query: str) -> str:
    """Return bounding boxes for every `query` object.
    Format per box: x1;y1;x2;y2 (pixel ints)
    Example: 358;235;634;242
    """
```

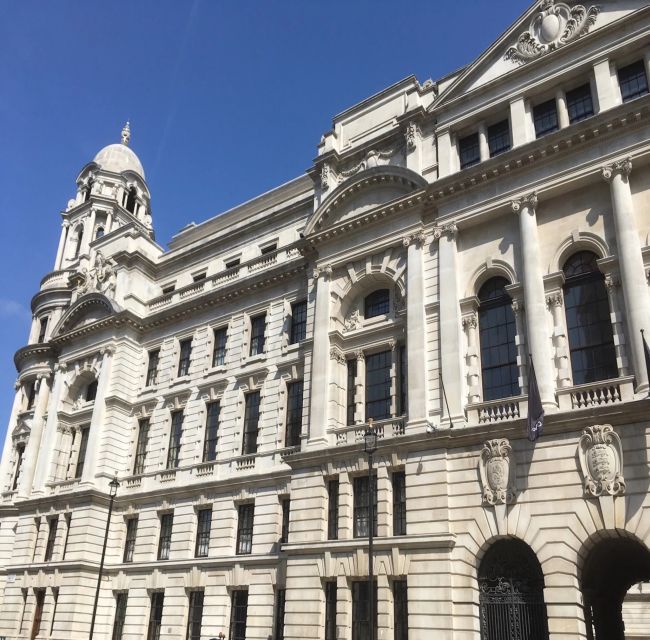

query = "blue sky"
0;0;531;453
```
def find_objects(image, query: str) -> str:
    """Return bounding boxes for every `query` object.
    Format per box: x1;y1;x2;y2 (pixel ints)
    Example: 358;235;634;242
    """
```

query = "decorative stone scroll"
578;424;626;497
504;1;600;65
479;438;517;506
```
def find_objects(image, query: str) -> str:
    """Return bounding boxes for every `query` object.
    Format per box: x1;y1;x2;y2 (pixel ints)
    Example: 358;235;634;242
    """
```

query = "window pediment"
52;293;119;337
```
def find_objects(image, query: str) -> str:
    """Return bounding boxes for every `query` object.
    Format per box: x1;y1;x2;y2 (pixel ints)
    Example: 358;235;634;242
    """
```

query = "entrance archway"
581;536;650;639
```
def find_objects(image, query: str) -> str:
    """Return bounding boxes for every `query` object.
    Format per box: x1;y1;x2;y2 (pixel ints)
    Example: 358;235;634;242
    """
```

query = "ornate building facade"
1;2;650;639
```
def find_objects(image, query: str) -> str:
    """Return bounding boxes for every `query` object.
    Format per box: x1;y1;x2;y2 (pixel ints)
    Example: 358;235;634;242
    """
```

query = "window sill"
169;375;191;387
243;353;266;366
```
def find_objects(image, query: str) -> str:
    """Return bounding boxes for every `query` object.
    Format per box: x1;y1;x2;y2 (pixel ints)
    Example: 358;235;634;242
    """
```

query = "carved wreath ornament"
578;425;625;497
504;1;600;65
479;439;516;506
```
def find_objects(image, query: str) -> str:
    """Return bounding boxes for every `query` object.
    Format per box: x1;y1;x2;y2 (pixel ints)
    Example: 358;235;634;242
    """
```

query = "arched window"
95;226;105;240
478;277;519;401
125;187;137;214
364;289;390;319
72;226;83;258
479;539;549;640
563;252;617;385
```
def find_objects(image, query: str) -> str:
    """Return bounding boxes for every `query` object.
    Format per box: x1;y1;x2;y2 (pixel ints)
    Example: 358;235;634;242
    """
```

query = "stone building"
2;1;650;639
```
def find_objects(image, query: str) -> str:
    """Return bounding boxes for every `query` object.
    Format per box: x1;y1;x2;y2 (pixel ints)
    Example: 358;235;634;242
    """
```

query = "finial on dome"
121;121;131;146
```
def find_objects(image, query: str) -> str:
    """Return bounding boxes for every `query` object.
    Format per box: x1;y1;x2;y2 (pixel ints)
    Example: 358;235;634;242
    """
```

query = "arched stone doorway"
478;538;549;640
581;536;650;639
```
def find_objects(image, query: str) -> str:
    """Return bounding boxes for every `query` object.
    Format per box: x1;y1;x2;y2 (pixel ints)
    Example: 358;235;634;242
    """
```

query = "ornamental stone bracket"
479;438;517;506
504;1;600;65
578;424;626;497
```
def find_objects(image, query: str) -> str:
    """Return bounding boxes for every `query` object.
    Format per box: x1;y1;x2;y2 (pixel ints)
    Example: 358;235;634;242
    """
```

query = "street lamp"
89;476;119;640
364;421;378;640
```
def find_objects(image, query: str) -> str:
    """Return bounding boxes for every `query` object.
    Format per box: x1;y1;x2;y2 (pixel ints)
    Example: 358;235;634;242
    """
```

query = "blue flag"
527;357;544;442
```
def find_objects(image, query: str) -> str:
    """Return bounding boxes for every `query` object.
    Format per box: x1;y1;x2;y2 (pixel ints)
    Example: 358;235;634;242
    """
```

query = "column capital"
462;313;478;330
432;223;458;241
511;298;524;314
511;191;538;214
404;122;420;152
100;345;116;358
329;347;346;365
313;264;333;280
546;292;563;309
62;220;70;229
604;273;620;292
402;229;427;247
355;350;365;361
388;338;397;352
602;157;632;182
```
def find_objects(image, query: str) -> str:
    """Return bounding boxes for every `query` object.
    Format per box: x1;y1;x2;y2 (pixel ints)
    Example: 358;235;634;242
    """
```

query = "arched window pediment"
52;293;119;338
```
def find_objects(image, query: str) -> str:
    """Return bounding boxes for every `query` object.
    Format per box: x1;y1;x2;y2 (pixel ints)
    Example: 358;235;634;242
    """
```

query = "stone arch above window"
553;231;609;273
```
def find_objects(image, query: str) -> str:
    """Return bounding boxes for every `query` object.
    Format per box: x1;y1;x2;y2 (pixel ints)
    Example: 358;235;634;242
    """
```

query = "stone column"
602;158;650;393
354;351;365;424
405;122;421;173
603;273;629;377
403;231;429;428
105;211;113;234
478;122;489;162
0;383;26;492
80;208;96;255
556;90;570;129
546;293;571;389
510;298;528;393
307;265;332;447
54;221;70;270
436;129;453;178
593;58;618;111
434;224;464;425
512;193;556;410
463;313;481;404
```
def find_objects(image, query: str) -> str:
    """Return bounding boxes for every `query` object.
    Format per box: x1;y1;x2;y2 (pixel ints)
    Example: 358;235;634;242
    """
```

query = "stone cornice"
14;343;58;371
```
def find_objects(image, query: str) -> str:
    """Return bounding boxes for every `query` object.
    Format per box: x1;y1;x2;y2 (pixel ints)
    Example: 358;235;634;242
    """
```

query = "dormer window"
85;380;98;403
458;133;480;169
125;187;137;214
533;99;558;137
364;290;390;319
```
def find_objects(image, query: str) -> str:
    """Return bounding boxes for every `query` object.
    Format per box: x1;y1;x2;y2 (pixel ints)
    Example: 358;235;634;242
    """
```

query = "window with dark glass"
280;498;290;544
44;516;58;562
158;513;173;560
488;119;511;157
250;314;266;356
32;519;40;562
73;227;83;259
125;187;137;214
285;381;303;447
123;517;138;563
212;328;228;367
31;589;45;640
112;592;128;640
95;225;105;241
229;590;248;640
50;587;59;635
85;380;98;402
364;289;390;318
563;252;617;385
12;443;24;491
225;258;240;270
459;132;480;169
398;345;407;416
328;478;339;540
325;581;337;640
275;589;286;640
202;402;220;462
178;339;192;377
392;471;407;536
147;592;164;640
242;392;260;455
167;412;183;469
478;277;519;401
161;284;175;295
261;243;277;255
347;358;357;426
533;98;558;137
195;508;212;558
393;580;408;640
37;316;49;343
74;426;90;479
192;272;206;283
236;504;254;554
290;300;307;344
133;418;150;475
618;60;649;102
352;581;377;640
353;476;377;538
26;382;36;410
186;591;204;640
62;514;71;560
146;349;160;386
365;350;391;421
566;83;594;123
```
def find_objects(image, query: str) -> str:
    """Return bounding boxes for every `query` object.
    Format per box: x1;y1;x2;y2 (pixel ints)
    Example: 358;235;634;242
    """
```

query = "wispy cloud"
0;298;31;321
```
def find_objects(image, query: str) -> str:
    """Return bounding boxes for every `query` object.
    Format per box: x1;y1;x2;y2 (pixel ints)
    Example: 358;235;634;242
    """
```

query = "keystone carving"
479;438;516;506
578;424;625;497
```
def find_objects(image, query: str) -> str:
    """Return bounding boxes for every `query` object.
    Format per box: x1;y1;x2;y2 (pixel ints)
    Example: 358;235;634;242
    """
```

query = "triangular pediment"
53;293;119;337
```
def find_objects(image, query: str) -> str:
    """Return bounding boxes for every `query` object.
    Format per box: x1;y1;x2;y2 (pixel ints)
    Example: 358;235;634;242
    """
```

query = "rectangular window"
487;119;511;156
133;418;150;475
365;350;392;421
112;592;128;640
50;587;59;635
280;498;290;544
398;345;407;416
393;580;408;640
236;504;254;554
566;83;594;123
225;258;240;270
37;317;49;343
123;517;138;563
195;508;212;558
44;516;58;562
229;590;248;640
351;581;377;640
158;513;173;561
203;402;220;462
353;476;377;538
458;132;480;169
347;358;357;426
26;382;36;410
274;589;286;640
31;589;46;640
32;518;41;562
186;591;204;640
146;349;160;386
12;443;24;491
178;339;192;377
242;391;260;455
167;412;183;469
74;426;90;479
62;514;71;560
327;478;339;541
249;314;266;356
618;60;649;102
285;381;303;447
290;300;307;344
192;272;206;283
161;284;175;295
212;327;228;367
393;471;407;536
533;98;558;137
261;243;277;255
147;592;164;640
325;581;337;640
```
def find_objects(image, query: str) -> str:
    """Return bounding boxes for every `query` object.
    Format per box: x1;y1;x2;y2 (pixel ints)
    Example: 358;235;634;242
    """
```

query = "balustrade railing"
557;376;634;411
332;417;406;446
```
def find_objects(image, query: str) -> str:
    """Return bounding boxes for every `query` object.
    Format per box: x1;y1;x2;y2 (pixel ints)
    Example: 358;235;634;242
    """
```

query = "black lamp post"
89;476;119;640
364;422;378;640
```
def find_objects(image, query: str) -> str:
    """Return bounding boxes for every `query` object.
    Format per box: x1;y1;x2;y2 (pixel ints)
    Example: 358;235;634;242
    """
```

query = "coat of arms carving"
479;438;516;506
578;424;625;497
